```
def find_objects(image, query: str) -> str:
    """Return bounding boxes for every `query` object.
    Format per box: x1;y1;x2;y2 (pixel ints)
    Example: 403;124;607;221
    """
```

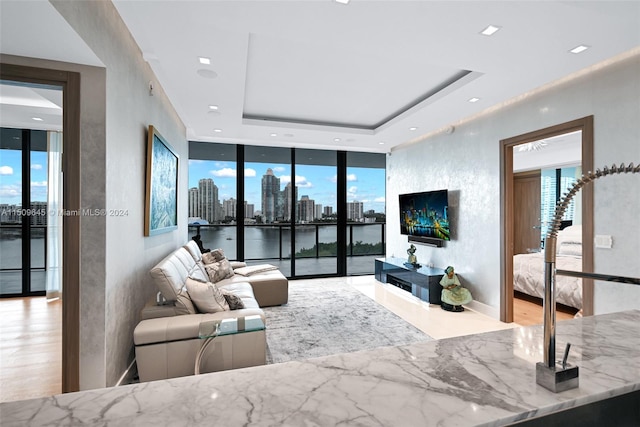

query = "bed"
513;225;583;310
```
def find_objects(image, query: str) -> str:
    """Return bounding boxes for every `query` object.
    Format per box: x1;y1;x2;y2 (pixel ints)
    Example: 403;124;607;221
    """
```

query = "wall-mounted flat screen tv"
399;189;450;241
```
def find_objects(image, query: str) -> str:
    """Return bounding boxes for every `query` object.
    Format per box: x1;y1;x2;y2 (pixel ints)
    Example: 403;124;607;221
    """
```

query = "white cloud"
348;185;358;193
347;173;357;182
245;168;256;177
0;184;21;198
211;167;236;178
280;175;313;188
31;181;47;187
273;166;286;173
0;166;14;175
31;164;43;170
374;196;386;202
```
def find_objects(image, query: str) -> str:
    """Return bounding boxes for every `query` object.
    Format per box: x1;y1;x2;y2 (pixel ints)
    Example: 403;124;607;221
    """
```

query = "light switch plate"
595;235;613;249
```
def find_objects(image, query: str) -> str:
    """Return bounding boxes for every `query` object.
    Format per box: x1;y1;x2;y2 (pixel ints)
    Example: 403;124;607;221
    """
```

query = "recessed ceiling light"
379;142;385;145
270;133;277;137
199;57;211;65
468;97;480;103
32;117;43;121
480;25;501;36
335;0;350;4
208;105;218;110
569;45;590;54
213;129;222;133
409;127;418;131
334;138;341;142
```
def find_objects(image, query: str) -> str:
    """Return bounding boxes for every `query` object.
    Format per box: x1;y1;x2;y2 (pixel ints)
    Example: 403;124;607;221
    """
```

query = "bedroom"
512;130;583;324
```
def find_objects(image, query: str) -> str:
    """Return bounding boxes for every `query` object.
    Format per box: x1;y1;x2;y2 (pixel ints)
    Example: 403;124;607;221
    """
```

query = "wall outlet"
595;235;613;249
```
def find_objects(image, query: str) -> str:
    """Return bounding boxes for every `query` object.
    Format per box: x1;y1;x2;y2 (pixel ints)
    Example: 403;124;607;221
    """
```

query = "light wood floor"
513;292;578;326
0;297;62;403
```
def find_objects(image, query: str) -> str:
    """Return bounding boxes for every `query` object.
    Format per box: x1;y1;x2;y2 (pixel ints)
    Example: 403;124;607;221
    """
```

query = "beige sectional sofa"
133;241;288;382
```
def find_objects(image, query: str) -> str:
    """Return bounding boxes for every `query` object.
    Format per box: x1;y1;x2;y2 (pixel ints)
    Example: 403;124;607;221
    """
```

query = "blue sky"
0;150;386;213
0;150;48;204
189;160;386;213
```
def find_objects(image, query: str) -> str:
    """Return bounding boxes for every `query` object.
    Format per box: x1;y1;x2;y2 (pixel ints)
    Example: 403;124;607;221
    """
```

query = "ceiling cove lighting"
570;45;590;54
480;25;501;36
199;57;211;65
468;97;480;103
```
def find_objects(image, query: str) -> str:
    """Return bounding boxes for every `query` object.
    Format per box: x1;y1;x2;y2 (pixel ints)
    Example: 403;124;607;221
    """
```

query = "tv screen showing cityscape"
399;190;450;241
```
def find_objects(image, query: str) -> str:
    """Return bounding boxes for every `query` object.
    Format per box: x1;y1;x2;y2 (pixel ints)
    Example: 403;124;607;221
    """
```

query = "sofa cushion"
150;247;205;302
233;264;278;277
217;281;261;309
185;277;230;313
204;258;235;283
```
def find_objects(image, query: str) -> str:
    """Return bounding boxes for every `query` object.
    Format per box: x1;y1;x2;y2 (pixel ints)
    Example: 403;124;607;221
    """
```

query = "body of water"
192;223;385;260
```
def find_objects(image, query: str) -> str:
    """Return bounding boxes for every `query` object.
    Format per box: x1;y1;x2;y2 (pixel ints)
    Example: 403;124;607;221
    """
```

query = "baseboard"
116;358;137;387
465;299;499;320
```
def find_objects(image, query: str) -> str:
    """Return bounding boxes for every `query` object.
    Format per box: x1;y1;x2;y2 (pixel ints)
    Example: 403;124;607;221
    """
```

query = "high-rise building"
198;178;219;223
347;201;364;221
261;168;280;223
298;195;315;223
188;187;199;217
323;206;333;217
222;198;237;220
244;202;254;219
315;204;323;220
282;182;298;221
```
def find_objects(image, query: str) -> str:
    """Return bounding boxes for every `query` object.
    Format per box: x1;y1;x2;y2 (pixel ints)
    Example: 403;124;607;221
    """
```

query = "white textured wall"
388;50;640;318
51;0;187;388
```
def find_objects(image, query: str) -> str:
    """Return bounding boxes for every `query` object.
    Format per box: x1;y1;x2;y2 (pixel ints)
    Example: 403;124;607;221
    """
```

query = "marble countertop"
2;310;640;426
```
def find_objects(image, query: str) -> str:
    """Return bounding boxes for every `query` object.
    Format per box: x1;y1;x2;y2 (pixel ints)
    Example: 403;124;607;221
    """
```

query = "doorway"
0;63;81;393
501;117;594;323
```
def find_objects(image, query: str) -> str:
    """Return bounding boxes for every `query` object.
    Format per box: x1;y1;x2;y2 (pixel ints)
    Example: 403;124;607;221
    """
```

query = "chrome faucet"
536;162;640;392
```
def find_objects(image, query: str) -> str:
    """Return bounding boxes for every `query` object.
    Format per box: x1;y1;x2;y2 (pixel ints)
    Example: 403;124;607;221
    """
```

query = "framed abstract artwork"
145;125;179;236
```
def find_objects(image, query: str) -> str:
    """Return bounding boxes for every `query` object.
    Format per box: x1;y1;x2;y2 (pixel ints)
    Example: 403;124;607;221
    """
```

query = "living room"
1;1;639;425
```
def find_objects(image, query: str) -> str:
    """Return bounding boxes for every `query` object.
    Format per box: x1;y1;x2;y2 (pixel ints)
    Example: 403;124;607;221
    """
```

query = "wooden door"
513;170;541;255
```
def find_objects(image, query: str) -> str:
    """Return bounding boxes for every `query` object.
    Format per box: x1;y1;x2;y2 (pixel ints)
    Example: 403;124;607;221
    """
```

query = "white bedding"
513;251;583;309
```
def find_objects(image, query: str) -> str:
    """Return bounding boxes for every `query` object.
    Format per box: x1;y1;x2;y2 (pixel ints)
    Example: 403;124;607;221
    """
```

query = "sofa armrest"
134;309;266;345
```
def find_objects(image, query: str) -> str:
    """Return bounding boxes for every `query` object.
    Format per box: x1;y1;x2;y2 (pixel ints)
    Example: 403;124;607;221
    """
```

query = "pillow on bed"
558;242;582;257
556;225;582;251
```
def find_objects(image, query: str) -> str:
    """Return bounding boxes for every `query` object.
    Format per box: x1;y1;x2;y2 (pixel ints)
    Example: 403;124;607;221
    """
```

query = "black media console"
374;257;443;305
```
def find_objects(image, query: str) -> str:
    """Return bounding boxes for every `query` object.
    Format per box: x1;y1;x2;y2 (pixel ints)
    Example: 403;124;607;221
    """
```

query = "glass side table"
195;315;265;375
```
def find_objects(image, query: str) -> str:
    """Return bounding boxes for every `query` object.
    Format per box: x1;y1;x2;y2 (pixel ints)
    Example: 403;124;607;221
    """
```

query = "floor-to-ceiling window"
188;142;385;277
346;152;386;275
294;149;338;276
187;142;238;257
0;128;49;296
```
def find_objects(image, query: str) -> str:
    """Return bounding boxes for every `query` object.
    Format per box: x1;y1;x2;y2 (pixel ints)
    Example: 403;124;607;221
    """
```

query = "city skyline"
188;160;386;214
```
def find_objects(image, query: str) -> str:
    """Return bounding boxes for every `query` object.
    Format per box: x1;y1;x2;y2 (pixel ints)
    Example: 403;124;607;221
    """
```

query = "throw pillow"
174;286;197;315
185;277;230;313
233;264;278;277
202;248;226;264
221;289;245;310
204;258;235;283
